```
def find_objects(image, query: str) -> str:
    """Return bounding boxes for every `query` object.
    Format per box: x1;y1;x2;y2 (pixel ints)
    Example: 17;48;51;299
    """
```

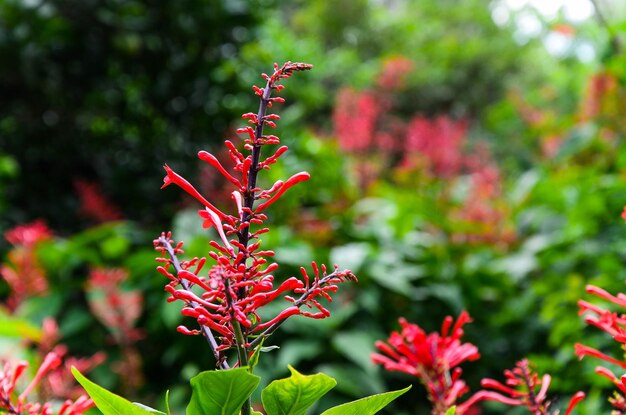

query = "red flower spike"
0;352;94;415
578;281;626;415
154;62;352;368
473;359;585;415
372;312;480;415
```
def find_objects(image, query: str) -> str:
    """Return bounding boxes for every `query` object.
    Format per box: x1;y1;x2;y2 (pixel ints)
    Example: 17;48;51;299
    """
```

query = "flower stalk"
154;62;355;415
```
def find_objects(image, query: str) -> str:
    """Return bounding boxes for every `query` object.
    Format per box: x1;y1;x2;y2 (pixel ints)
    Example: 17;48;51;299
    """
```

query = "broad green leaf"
71;367;155;415
320;386;411;415
262;365;337;415
0;312;41;341
445;406;456;415
186;368;260;415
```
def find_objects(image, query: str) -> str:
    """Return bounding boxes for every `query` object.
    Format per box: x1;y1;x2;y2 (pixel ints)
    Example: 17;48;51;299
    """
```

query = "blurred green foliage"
2;0;626;415
0;0;264;231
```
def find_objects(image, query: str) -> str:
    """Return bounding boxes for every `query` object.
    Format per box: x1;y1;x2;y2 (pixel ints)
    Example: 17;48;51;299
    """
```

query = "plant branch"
249;270;348;348
157;236;230;370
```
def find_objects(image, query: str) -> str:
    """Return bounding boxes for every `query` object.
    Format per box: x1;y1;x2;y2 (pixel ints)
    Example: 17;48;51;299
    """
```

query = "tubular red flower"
198;208;234;254
575;343;626;369
255;172;311;212
585;284;626;308
162;164;228;221
198;151;242;188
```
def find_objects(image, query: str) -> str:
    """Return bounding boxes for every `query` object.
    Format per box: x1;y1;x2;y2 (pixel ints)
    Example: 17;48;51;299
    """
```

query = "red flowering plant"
372;311;482;415
86;267;144;390
331;58;516;247
576;283;626;413
0;220;52;311
0;351;94;415
476;359;585;415
373;313;586;415
72;62;411;415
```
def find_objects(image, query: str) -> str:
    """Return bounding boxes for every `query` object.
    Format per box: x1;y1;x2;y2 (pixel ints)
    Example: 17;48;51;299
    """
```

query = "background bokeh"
1;0;626;413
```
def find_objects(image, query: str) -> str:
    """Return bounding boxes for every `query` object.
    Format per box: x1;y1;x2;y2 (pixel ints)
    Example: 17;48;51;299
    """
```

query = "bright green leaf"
248;339;265;373
320;386;411;415
262;365;337;415
0;312;42;342
186;368;260;415
71;367;155;415
445;406;457;415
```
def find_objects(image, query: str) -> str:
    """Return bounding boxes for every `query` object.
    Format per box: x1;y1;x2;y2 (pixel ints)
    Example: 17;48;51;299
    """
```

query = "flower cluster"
476;359;585;415
373;313;586;415
372;311;480;415
0;352;93;415
576;284;626;413
35;319;106;402
154;62;355;368
86;267;144;390
73;179;124;224
87;267;144;344
0;220;53;310
331;58;515;246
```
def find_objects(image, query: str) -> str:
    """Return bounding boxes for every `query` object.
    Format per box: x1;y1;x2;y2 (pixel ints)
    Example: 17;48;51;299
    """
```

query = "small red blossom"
87;267;144;344
1;220;53;309
377;56;414;91
372;311;480;415
404;115;468;178
469;359;584;415
4;220;52;247
74;179;124;223
0;352;94;415
621;206;626;221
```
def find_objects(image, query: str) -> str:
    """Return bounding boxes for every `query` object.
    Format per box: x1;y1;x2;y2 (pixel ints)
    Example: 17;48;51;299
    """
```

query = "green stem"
223;277;251;415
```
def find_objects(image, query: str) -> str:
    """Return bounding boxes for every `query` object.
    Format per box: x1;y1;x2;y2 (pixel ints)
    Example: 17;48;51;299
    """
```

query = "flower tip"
161;164;173;189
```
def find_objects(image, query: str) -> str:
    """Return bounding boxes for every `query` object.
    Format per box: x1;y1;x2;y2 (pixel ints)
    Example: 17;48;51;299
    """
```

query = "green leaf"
71;367;155;415
262;365;337;415
320;386;411;415
445;407;456;415
0;312;42;341
248;339;265;373
186;368;260;415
